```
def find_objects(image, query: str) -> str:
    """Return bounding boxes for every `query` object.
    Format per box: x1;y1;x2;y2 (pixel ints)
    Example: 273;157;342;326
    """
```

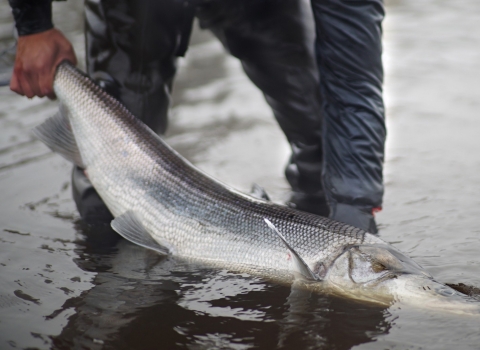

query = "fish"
33;61;479;314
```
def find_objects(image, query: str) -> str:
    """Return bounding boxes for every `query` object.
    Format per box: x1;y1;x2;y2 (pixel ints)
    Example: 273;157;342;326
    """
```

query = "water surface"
1;0;480;349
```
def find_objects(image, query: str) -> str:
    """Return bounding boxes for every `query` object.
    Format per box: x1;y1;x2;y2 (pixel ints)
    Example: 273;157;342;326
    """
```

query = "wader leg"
311;0;386;232
197;0;329;217
85;0;194;134
73;0;194;224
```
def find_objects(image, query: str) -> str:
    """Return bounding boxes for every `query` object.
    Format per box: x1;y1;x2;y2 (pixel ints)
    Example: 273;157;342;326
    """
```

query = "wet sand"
1;0;480;349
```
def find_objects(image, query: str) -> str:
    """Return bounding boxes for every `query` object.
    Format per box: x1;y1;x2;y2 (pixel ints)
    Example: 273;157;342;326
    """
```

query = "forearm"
8;0;53;36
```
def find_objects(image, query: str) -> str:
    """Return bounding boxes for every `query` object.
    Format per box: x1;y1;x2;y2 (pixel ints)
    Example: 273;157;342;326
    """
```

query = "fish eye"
348;249;389;284
371;260;387;273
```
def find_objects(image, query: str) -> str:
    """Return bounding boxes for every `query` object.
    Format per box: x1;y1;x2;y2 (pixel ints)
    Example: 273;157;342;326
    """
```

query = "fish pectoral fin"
32;104;85;168
111;211;170;255
264;218;320;281
250;183;270;201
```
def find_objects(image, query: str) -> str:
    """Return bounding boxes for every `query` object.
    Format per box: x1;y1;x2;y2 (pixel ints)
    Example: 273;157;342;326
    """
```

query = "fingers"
39;64;55;98
10;66;23;96
24;66;42;98
11;63;35;98
18;75;35;98
11;61;50;98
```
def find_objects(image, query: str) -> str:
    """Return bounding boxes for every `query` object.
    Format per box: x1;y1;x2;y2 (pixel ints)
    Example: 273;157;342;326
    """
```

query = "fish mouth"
386;275;480;314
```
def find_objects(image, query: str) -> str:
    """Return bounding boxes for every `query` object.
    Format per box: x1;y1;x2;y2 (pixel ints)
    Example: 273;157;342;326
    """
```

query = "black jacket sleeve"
8;0;54;36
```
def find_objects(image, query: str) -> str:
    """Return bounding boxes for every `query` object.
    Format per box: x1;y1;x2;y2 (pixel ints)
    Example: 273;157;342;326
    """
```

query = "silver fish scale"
53;62;382;275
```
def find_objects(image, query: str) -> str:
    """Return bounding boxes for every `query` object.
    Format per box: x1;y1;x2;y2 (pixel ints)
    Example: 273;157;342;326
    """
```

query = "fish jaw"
321;273;480;315
385;275;480;315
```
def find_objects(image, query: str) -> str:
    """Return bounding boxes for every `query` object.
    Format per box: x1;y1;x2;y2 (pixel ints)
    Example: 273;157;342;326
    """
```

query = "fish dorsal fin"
264;219;320;281
32;104;85;168
111;211;170;255
250;183;270;201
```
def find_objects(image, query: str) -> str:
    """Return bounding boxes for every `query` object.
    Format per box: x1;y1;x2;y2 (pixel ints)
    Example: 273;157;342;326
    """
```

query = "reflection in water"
277;285;391;349
2;0;480;347
50;223;390;349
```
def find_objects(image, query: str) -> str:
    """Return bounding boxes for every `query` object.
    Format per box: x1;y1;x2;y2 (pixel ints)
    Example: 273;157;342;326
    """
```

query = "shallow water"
1;0;480;349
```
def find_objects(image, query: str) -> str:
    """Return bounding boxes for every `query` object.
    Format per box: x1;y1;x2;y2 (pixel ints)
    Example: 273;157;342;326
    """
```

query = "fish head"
323;244;480;313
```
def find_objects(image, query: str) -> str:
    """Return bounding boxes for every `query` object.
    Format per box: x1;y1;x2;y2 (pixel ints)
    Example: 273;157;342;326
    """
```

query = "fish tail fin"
32;104;85;168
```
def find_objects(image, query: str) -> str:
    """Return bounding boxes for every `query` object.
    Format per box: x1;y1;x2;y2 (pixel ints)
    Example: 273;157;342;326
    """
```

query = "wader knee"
198;0;328;216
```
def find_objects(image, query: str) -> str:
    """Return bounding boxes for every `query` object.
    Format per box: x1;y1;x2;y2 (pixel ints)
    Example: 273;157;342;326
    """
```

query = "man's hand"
10;28;77;99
